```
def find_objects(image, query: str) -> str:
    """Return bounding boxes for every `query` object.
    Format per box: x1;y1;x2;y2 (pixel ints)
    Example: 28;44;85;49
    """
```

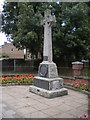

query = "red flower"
78;115;81;118
72;82;74;86
13;76;15;79
17;76;20;80
76;83;79;87
29;74;31;77
84;84;87;86
25;76;28;79
84;114;87;117
25;74;28;77
4;77;8;81
15;74;17;77
31;76;33;79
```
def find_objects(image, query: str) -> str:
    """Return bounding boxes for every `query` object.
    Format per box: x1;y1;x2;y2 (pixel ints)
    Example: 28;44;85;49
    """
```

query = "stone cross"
29;9;68;98
41;9;56;62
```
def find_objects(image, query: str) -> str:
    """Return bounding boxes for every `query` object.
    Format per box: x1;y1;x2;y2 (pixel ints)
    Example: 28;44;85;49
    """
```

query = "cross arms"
41;14;56;26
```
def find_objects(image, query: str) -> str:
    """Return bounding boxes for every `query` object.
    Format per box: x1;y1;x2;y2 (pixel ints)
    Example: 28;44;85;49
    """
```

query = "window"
10;48;14;52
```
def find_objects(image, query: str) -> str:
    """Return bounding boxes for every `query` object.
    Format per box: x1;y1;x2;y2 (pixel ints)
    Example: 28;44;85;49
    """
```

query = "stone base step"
29;85;68;98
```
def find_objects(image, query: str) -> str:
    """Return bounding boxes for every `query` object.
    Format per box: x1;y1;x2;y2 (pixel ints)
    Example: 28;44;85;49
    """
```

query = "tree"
1;2;90;64
1;2;19;39
53;2;90;64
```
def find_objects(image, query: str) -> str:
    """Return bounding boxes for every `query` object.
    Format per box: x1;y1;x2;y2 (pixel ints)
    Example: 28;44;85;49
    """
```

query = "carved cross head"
41;9;56;26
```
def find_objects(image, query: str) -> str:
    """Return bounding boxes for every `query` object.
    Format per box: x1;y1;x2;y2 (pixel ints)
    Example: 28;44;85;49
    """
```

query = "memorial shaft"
44;23;52;62
42;9;56;62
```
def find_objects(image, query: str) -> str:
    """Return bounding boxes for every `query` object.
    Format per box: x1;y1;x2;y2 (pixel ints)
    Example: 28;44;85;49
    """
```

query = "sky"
0;0;8;46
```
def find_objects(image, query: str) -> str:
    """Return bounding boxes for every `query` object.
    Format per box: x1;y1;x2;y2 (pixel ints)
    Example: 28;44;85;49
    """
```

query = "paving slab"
53;112;74;118
0;85;88;118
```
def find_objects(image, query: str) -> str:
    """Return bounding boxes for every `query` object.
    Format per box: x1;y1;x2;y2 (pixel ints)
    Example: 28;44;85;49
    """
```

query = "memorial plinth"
29;9;68;98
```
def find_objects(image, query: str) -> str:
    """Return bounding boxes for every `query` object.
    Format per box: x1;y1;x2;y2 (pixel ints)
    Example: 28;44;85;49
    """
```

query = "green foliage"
1;2;90;62
13;3;43;54
53;3;90;62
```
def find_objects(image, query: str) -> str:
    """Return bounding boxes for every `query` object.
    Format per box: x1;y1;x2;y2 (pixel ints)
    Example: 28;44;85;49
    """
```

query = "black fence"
1;66;89;78
0;59;41;75
0;59;89;78
2;66;37;74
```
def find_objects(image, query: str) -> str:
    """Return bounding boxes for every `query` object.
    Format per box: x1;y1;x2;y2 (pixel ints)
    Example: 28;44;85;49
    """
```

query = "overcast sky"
0;0;8;46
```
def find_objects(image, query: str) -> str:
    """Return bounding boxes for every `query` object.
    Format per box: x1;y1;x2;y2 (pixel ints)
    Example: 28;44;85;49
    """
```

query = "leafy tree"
53;2;90;63
1;2;90;65
2;2;19;39
13;3;43;54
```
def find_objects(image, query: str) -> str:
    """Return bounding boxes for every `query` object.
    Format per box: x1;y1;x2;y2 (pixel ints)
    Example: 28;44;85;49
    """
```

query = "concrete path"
0;85;88;118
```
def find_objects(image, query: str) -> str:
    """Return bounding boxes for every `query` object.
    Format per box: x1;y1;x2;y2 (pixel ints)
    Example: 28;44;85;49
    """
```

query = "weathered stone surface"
38;61;58;78
33;76;63;90
29;86;68;98
41;9;56;62
29;9;68;98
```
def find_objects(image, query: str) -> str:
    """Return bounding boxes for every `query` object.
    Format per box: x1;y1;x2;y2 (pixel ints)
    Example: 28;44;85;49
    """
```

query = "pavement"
0;85;88;118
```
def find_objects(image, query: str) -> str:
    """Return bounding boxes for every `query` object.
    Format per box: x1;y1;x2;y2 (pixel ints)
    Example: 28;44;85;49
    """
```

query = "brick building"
0;42;24;59
25;49;41;60
0;42;41;60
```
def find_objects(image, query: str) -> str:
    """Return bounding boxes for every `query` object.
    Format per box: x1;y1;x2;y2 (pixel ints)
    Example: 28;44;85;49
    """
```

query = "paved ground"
0;85;88;118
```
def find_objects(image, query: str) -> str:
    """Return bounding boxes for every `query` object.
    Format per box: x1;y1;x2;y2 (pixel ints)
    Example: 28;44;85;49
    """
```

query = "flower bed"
0;74;34;85
72;80;90;92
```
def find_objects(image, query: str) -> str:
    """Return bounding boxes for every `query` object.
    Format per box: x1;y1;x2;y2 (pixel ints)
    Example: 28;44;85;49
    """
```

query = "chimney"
4;42;7;45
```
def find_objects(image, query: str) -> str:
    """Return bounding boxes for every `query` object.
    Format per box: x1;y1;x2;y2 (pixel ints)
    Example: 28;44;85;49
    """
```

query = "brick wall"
63;77;90;86
1;43;24;59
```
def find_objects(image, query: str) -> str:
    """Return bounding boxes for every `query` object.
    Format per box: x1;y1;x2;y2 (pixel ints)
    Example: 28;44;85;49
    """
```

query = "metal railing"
1;66;89;78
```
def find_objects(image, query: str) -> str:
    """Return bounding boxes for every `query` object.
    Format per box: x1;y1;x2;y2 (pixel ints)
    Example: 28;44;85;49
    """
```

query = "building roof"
0;42;12;48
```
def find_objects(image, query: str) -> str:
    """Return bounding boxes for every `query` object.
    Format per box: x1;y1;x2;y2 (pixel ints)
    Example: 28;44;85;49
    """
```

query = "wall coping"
61;76;90;80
